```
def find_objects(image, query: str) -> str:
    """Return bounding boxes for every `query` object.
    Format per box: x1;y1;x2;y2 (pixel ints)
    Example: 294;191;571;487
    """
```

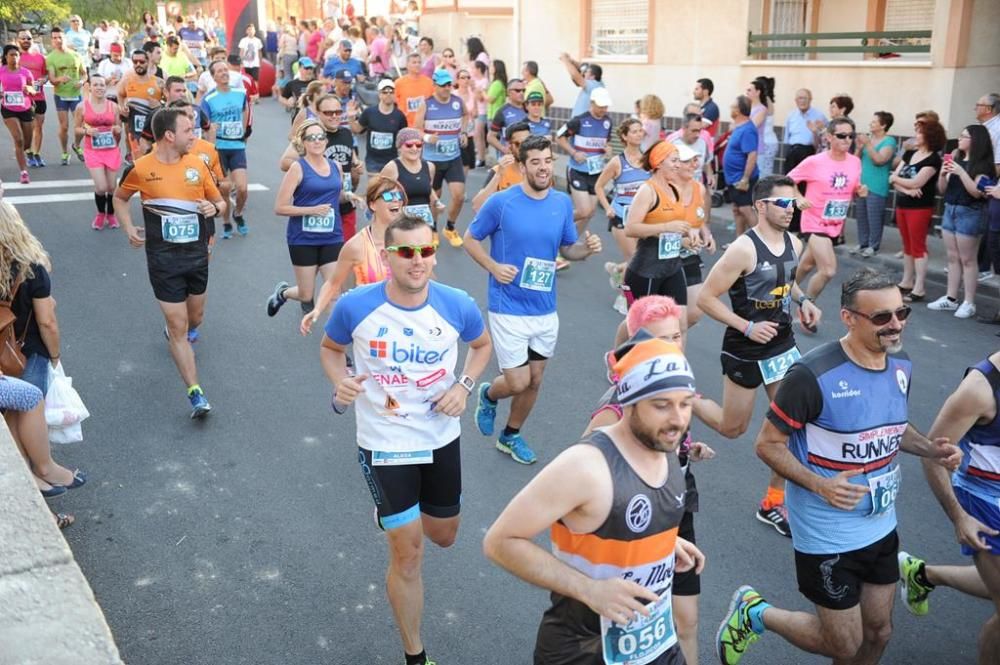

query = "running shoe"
91;213;106;230
475;382;496;436
604;350;618;385
927;296;958;311
60;152;70;165
756;503;792;537
188;387;211;419
443;228;463;247
106;214;120;229
848;244;863;255
187;328;199;344
954;302;976;319
26;153;38;168
234;215;249;236
897;551;932;616
860;247;876;258
72;144;85;162
35;154;46;167
497;432;537;464
222;223;233;240
267;281;289;317
19;171;29;184
979;270;994;283
716;585;767;665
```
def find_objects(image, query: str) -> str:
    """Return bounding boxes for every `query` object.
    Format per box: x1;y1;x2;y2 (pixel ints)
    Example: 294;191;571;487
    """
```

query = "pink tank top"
83;98;117;151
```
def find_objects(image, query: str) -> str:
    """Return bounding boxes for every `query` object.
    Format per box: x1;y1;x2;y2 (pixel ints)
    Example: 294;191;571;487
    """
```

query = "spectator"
439;47;459;80
368;25;391;79
694;77;719;137
748;76;778;177
348;26;368;66
826;93;855;151
323;39;365;83
92;20;117;62
239;23;264;81
277;26;300;84
280;57;315;113
521;60;553;110
927;125;995;319
852;111;897;257
976;92;1000;286
638;94;664;152
559;52;603;118
466;36;489;68
306;20;323;61
265;21;279;64
889;119;946;303
722;95;759;237
485;58;507;127
783;88;826;174
417;36;438;77
470;61;489;165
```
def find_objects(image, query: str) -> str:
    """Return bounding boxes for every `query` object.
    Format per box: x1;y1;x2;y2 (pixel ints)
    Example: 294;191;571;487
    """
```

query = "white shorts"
488;312;559;370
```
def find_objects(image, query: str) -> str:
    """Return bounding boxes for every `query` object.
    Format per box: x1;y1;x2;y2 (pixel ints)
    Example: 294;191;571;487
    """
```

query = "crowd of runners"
1;5;1000;665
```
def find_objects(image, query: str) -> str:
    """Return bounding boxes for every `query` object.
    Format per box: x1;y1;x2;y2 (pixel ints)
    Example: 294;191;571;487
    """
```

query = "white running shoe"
927;296;958;311
954;302;976;319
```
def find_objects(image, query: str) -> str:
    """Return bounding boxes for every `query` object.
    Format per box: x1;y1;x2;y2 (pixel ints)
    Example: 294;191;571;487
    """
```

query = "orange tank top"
680;181;708;228
494;162;523;192
353;225;390;285
641;181;684;224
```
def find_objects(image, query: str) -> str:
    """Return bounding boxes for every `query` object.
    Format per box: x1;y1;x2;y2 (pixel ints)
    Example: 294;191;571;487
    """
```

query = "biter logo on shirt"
369;339;448;364
830;172;849;189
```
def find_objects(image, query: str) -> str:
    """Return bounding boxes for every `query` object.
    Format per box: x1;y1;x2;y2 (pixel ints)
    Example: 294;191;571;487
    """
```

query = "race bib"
403;204;433;224
371;449;433;466
757;346;801;385
657;233;682;260
435;137;459;158
161;213;199;243
370;131;393;150
406;97;422;112
601;593;676;665
302;213;336;233
342;172;353;193
3;91;25;108
868;465;900;516
92;131;116;149
822;199;850;222
519;257;555;292
585;154;605;175
132;113;147;133
219;121;243;139
620;204;631;223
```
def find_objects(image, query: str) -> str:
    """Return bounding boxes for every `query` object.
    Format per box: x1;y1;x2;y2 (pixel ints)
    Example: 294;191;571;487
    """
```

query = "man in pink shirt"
368;26;390;78
790;117;866;309
16;30;48;167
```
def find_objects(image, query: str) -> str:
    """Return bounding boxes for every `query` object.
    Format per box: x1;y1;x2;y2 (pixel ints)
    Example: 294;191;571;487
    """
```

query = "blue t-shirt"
572;79;602;118
767;341;912;554
468;186;577;316
200;89;249;150
323;57;365;80
723;120;760;184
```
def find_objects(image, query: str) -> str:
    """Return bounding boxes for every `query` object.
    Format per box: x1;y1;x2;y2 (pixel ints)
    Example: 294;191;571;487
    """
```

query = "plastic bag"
45;362;90;441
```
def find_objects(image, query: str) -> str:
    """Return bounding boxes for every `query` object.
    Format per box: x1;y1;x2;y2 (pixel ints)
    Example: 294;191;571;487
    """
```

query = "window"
769;0;808;61
588;0;648;62
884;0;935;31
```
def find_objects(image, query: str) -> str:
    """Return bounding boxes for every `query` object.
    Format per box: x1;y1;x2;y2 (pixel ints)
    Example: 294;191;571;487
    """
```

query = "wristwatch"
457;374;475;393
797;294;814;306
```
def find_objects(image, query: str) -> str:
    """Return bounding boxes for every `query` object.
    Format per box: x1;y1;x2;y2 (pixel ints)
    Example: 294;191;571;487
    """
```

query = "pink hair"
626;296;683;336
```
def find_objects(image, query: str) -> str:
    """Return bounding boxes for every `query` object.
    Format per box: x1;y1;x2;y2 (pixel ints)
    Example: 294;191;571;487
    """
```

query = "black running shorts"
795;529;899;610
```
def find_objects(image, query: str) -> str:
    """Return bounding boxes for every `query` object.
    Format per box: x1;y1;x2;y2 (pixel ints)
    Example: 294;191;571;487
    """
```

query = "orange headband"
649;141;677;170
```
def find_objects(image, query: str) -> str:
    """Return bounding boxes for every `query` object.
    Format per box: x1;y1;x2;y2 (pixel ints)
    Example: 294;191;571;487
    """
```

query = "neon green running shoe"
716;585;767;665
898;551;932;616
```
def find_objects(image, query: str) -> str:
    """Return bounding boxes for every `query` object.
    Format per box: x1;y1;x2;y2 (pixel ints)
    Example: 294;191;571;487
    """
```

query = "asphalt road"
2;101;996;665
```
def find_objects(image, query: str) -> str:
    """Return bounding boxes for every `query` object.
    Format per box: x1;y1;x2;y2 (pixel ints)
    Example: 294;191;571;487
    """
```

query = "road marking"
5;184;269;205
4;178;95;190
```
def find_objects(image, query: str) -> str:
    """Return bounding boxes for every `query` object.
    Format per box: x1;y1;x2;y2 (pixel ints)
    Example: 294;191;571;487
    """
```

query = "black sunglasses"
845;305;911;326
833;132;856;140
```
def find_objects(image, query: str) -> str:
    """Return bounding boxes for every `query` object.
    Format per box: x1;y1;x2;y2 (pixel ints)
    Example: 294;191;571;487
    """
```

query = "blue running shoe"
188;387;211;419
497;432;537;464
187;328;199;343
26;153;38;168
475;382;496;436
222;223;233;239
234;215;249;236
35;154;46;167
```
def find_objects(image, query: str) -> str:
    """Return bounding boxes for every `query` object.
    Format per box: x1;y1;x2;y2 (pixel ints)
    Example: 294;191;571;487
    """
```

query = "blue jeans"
20;353;51;396
854;192;888;251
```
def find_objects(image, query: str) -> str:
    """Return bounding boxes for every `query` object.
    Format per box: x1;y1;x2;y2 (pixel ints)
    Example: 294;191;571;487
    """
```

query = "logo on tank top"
896;369;908;395
625;494;652;533
830;173;848;189
184;167;200;184
832;379;862;399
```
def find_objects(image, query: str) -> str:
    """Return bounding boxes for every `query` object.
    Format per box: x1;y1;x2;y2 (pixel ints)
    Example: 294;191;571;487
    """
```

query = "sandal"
904;292;925;303
54;513;75;530
896;284;913;295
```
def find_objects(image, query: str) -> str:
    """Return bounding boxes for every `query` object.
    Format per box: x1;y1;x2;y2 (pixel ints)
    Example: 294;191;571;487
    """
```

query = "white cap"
590;87;612;108
377;79;395;91
676;143;699;162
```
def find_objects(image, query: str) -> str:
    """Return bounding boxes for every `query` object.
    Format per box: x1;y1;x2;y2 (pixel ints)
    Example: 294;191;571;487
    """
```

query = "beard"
877;328;903;353
525;170;550;192
628;408;683;453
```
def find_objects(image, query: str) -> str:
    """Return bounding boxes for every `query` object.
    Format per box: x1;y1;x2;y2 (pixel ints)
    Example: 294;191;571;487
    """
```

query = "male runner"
321;215;492;665
201;60;250;238
486;80;527;154
556;87;614;234
470;122;530;212
716;267;961;665
464;135;602;464
17;30;48;167
414;69;467;247
64;16;92;69
484;334;705;664
45;26;87;165
97;44;130;103
394;53;432;128
693;78;720;138
112;107;226;418
178;15;209;68
524;91;552;138
117;49;163;160
352;78;407;176
696;175;822;536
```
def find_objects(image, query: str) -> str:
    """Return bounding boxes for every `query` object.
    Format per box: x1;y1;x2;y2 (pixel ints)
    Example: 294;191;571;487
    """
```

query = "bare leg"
230;169;248;216
56;109;70;153
611;226;636;261
693;375;758;439
973;551;1000;665
505;359;547;430
219;181;233;223
160;298;202;387
385;519;427;656
446;180;465;227
760;602;863;659
899;254;915;290
941;230;961;299
282;264;319;303
913;255;929;296
805;235;837;299
30;112;44;154
958;233;982;304
486;364;531;402
570;188;596;235
926;564;991;599
4;118;28;171
848;582;894;665
673;594;699;665
6;403;75;485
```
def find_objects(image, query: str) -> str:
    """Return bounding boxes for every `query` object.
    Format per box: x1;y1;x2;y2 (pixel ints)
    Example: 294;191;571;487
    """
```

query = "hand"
311;203;332;217
125;224;145;248
796;197;812;210
799;300;822;328
432;384;468;417
856;133;870;146
747;320;780;344
675;537;706;574
582;577;660;626
49;357;60;369
857;184;869;198
197;199;218;217
703;235;717;254
954;511;1000;552
817;468;868;510
584;230;602;254
426;133;438;144
300;309;320;336
573;151;586;163
559;52;570;62
663;221;691;235
460;134;468;148
688;441;715;462
734;178;749;192
335;373;368;406
988;185;1000;199
928;437;961;471
498;153;515;169
491;263;519;284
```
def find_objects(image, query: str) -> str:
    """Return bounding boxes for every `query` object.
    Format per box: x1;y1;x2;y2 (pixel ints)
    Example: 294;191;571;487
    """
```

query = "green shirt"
161;52;194;79
45;49;84;99
486;80;505;121
860;136;897;198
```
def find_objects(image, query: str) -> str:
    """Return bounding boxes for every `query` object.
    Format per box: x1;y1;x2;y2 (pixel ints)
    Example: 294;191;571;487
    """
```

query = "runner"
111;107;226;418
716;267;961;665
45;27;87;165
464;135;602;464
455;67;480;174
280;94;363;242
167;99;226;210
695;175;819;537
73;73;122;230
675;144;716;327
791;117;866;306
301;176;406;335
394;52;433;128
352;78;408;176
162;76;212;139
470;122;530;213
381;128;440;239
16;30;47;168
96;44;131;103
320;215;492;665
178;15;209;68
556;87;614;235
414;69;467;247
583;297;716;665
595;118;647;282
524;90;552;138
201;60;250;238
64;16;92;70
116;49;163;161
484;333;704;665
1;45;38;185
486;79;527;154
267;119;347;318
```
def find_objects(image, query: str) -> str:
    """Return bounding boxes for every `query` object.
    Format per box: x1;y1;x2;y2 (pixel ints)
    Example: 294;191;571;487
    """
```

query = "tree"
0;0;71;33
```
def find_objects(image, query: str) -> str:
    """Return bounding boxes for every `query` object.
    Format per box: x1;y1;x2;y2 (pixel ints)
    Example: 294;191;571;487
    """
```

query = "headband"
648;141;677;170
613;334;695;406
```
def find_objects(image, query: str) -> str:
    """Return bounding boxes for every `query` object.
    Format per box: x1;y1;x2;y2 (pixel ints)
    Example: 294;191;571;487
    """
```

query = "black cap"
226;54;241;66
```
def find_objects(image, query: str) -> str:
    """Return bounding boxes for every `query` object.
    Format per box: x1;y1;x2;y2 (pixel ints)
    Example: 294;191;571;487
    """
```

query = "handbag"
0;276;31;377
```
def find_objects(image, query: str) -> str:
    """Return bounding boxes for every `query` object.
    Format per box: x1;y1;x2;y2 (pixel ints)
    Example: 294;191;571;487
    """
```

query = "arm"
471;167;501;213
301;241;362;335
899;422;961;468
891;164;936;189
696;239;757;331
430;329;492;417
112;184;144;247
273;162;324;216
278;142;299;172
558;53;584;87
740;151;758;185
594;158;621;218
555;134;582;163
863;140;894;166
73;104;87;141
349;107;366;134
940;159;988;198
32;297;60;364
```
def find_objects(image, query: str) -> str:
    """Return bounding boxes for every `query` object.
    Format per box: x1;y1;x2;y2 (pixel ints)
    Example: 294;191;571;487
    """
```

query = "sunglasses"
320;109;344;116
302;134;327;142
845;305;911;326
760;197;796;209
402;141;423;149
387;244;437;259
380;190;404;202
833;132;856;140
